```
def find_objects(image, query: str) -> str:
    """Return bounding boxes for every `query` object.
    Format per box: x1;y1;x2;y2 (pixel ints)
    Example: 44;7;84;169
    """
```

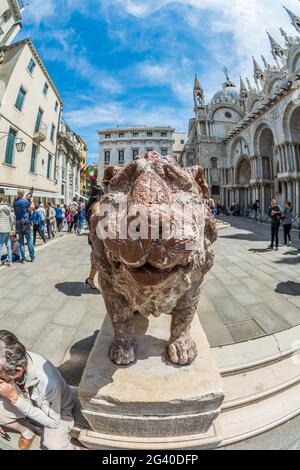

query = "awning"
1;187;63;199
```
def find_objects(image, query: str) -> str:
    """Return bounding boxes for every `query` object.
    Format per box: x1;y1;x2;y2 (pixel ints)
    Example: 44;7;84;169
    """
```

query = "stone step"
222;354;300;410
218;380;300;447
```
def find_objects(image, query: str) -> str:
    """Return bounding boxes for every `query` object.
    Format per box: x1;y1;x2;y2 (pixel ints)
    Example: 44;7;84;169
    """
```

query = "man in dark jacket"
267;198;282;251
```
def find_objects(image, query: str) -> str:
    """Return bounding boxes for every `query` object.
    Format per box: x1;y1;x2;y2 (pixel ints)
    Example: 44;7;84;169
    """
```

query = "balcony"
33;123;48;142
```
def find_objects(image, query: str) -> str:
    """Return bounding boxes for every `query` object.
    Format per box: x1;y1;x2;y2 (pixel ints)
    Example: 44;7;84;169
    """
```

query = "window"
4;128;16;165
105;134;111;139
35;108;43;132
43;82;49;96
119;132;125;137
104;151;110;165
50;124;56;143
118;150;125;164
161;148;168;156
55;101;58;112
132;132;139;137
225;111;232;119
27;58;36;74
180;140;185;144
47;154;53;179
15;87;26;111
30;143;38;173
146;148;153;152
161;132;167;137
147;131;153;137
132;149;139;160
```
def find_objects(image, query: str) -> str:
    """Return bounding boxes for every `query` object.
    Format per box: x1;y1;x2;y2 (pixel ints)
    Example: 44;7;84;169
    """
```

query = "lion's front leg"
102;282;136;365
167;304;198;366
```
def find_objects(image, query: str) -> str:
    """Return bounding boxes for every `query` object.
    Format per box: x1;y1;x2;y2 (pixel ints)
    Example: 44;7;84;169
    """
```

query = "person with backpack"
13;189;35;263
45;202;56;240
55;204;63;232
77;198;85;235
0;196;15;267
252;200;260;222
282;202;293;247
31;206;47;245
267;198;282;251
69;197;79;233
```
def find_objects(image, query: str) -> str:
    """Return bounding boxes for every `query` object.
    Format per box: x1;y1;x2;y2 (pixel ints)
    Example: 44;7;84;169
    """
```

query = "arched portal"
254;124;275;214
236;157;252;210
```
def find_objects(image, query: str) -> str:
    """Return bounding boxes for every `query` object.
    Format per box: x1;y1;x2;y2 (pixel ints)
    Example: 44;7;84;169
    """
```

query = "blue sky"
18;0;300;163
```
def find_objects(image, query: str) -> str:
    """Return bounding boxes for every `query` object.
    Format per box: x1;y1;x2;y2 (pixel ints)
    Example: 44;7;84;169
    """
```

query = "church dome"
213;86;239;101
212;70;239;102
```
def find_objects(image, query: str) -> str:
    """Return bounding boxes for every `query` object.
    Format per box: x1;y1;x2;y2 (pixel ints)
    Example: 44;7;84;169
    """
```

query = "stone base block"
79;313;224;444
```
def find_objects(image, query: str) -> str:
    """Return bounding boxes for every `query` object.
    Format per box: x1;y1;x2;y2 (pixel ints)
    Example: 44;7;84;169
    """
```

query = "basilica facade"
182;6;300;220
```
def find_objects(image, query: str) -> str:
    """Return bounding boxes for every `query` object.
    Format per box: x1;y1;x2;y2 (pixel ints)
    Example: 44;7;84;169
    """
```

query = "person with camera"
0;330;85;450
13;189;35;263
0;196;15;267
267;198;282;251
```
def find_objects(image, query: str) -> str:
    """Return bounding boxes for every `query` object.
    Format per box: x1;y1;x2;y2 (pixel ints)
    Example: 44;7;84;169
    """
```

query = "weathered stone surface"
89;152;217;366
79;314;224;437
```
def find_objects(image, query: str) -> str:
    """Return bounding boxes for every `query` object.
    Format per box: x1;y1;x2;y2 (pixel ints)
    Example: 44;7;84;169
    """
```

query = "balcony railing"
33;122;48;142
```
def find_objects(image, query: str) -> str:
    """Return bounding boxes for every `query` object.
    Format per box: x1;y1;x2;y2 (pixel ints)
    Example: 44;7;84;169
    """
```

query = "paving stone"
0;315;23;332
0;298;17;314
203;279;230;298
209;296;252;325
33;323;77;366
53;299;87;327
227;320;265;342
15;308;57;339
225;285;263;306
198;306;234;347
245;304;291;335
12;294;45;318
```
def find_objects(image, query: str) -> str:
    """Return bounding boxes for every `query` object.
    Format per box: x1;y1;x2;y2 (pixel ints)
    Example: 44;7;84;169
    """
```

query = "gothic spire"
240;76;247;94
194;74;202;91
193;74;205;110
253;57;264;91
261;55;270;70
283;5;300;33
267;31;285;64
280;27;290;45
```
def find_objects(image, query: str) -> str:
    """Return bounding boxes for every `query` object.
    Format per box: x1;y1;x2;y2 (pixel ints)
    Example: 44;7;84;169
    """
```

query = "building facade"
57;120;84;204
78;135;88;196
173;131;187;162
0;0;25;47
182;5;300;220
0;38;63;204
98;126;175;176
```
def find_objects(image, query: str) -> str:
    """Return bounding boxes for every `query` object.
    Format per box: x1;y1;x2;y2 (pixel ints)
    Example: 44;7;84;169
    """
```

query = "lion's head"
91;152;217;286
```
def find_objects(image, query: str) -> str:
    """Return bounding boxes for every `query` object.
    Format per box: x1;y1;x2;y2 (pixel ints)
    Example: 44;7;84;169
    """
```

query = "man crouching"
0;330;83;450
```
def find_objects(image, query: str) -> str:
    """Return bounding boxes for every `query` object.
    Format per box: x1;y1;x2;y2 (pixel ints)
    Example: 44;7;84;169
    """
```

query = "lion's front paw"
109;338;136;365
168;336;197;365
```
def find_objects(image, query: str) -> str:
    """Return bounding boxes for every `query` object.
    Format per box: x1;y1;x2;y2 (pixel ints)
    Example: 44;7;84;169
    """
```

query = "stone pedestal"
78;313;224;449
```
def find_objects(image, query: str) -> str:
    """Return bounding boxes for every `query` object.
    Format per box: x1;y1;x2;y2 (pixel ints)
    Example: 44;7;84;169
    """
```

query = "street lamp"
0;132;26;152
15;138;26;153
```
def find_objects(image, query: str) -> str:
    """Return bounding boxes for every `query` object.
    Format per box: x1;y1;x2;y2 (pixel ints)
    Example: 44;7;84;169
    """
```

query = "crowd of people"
207;196;298;250
0;190;86;268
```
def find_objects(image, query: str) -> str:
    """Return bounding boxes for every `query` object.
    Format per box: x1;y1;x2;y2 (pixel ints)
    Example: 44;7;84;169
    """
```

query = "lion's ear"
187;165;209;196
102;166;122;188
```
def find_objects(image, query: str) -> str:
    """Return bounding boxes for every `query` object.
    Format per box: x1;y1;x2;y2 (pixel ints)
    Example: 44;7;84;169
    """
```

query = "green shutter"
4;128;16;165
35;108;43;132
47;154;52;179
30;144;37;173
51;124;55;142
15;87;26;111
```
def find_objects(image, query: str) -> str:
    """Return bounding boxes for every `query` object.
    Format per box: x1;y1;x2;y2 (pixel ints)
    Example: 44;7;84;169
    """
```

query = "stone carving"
90;152;217;366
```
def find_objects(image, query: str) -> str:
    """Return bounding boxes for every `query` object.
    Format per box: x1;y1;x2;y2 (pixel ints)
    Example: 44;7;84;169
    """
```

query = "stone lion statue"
89;152;217;366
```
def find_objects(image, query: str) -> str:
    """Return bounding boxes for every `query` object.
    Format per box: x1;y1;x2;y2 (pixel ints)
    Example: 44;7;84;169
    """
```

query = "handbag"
16;219;31;236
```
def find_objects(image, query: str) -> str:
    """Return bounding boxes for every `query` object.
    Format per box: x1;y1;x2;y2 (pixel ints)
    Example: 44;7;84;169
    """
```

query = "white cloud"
110;0;300;87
